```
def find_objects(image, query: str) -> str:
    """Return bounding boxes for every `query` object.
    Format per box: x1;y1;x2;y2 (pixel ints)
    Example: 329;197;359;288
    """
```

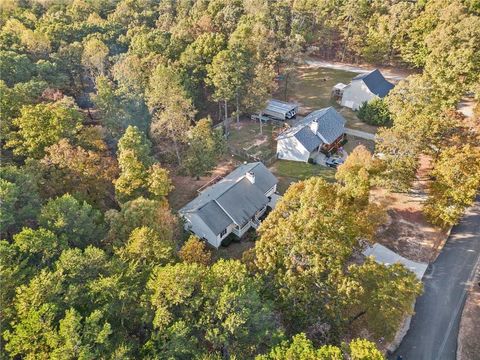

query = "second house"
276;107;346;163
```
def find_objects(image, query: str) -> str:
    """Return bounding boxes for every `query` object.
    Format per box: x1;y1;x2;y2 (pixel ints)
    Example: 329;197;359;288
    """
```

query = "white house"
276;107;346;162
179;162;279;248
340;69;394;110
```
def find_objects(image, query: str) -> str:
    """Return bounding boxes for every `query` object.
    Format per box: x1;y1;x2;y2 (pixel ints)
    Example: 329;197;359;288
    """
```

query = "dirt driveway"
372;156;448;263
305;58;414;83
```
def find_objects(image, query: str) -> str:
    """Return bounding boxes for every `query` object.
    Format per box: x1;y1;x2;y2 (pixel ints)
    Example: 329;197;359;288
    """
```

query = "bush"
357;98;392;126
307;157;314;164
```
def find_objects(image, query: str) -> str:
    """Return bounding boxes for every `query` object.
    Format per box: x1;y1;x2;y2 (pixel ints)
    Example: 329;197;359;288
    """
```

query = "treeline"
1;0;479;358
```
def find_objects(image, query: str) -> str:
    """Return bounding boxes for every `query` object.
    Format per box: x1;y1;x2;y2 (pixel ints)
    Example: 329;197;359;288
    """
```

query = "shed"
263;99;298;120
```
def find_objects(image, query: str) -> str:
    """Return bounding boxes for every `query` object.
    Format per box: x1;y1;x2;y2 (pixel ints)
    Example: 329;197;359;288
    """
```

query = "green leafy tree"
0;165;42;238
92;75;150;138
254;177;384;335
146;64;195;164
105;197;177;247
115;126;173;202
81;37;109;76
336;145;375;204
116;226;175;266
357;98;392;127
256;333;384;360
146;260;280;358
424;145;480;227
184;118;225;179
347;259;422;341
6;100;83;158
0;50;34;86
424;2;480;101
38;194;105;249
207;47;250;129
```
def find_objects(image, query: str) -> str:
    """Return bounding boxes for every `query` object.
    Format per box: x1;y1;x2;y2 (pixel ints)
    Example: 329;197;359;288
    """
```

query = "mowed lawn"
275;66;378;134
270;160;336;194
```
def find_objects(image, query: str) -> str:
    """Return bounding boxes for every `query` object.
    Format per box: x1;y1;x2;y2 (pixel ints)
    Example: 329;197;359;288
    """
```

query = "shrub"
357;98;392;126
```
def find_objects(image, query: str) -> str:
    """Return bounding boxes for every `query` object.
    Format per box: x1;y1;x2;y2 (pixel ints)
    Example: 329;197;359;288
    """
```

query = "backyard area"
275;65;379;134
226;119;285;163
269;159;336;194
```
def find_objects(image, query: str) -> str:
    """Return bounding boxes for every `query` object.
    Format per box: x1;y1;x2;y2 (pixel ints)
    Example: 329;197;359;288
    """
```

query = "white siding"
183;213;227;248
341;80;376;110
276;136;310;162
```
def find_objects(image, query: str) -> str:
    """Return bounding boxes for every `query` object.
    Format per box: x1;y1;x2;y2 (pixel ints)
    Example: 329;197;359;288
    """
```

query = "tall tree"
254;177;384;337
146;64;195;164
146;259;280;358
184;118;225;179
115;126;172;203
38;194;105;249
6;100;83;158
424;144;480;227
207;47;250;130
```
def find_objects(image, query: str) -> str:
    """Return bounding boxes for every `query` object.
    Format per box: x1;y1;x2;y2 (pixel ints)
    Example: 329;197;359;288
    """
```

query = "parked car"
325;157;344;168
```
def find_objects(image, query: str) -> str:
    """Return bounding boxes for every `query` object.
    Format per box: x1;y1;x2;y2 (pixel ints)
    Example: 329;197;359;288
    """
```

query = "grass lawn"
275;66;378;134
270;160;336;194
227;120;285;160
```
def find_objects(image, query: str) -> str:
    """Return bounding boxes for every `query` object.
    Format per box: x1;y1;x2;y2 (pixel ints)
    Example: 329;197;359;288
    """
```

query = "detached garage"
263;99;298;121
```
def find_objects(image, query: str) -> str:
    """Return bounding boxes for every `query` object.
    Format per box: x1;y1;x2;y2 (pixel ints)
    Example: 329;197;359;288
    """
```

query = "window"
220;228;227;238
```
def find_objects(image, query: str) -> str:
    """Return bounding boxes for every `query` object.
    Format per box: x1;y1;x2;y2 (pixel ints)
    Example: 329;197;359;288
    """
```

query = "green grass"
275;66;378;134
270;160;336;194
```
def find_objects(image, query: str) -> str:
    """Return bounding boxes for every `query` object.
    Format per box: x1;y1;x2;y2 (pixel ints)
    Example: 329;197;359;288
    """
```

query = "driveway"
304;59;410;82
391;197;480;360
344;128;376;140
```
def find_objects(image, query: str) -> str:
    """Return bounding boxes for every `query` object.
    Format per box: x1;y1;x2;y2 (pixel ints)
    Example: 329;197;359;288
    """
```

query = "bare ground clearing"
168;158;238;211
372;156;448;263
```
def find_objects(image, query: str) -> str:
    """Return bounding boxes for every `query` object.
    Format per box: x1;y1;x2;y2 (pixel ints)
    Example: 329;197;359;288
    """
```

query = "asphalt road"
391;197;480;360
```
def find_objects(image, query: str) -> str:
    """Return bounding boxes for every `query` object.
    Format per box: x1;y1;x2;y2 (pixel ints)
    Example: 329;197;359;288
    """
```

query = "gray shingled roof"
179;162;278;234
294;127;321;152
216;178;268;226
197;201;232;235
352;69;394;98
277;107;345;148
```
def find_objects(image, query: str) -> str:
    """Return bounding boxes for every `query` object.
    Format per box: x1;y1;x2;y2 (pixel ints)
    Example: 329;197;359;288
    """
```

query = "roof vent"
246;171;255;184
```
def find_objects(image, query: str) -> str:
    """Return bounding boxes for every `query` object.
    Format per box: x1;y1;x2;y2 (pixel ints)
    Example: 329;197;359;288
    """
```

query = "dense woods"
1;0;479;358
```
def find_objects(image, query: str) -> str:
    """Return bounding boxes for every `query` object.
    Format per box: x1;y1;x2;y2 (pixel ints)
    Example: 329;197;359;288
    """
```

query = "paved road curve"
391;197;480;360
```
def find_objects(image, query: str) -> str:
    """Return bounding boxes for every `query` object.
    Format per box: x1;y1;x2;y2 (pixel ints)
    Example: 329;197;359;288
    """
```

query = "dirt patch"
372;156;448;263
457;266;480;360
168;158;238;211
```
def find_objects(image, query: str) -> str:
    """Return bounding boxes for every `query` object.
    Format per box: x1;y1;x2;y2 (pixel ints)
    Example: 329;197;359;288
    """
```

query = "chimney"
310;119;319;134
246;171;255;184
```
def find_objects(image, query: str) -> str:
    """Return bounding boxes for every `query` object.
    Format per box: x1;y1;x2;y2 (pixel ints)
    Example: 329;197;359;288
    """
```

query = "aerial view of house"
338;69;395;110
3;1;479;359
276;107;346;163
179;162;279;248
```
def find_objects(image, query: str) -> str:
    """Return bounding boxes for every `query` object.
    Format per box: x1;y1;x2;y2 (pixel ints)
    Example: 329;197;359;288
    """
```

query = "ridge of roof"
352;69;394;97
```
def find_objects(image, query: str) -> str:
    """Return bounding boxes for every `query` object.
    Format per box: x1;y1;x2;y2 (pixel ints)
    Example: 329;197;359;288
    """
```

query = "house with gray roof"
276;107;346;162
179;162;279;248
340;69;394;110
